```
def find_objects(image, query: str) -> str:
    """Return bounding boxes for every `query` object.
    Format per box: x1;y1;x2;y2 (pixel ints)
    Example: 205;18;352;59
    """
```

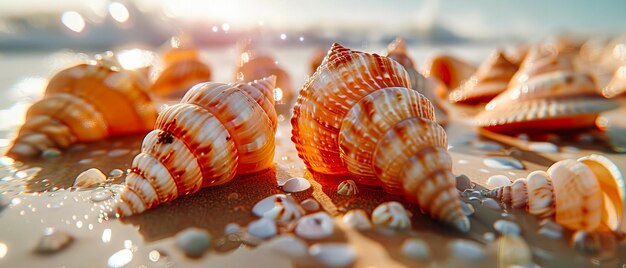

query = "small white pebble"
224;223;241;235
342;209;372;230
247;218;277;239
300;198;320;212
528;142;558;153
281;177;311;193
483;232;496;241
401;238;430;260
73;168;106;188
175;228;211;258
481;198;501;210
265;234;308;259
295;212;334;239
493;220;521;236
41;148;62;158
483;158;524;170
309;243;356;268
448;239;486;260
486;175;511;187
108;169;124;178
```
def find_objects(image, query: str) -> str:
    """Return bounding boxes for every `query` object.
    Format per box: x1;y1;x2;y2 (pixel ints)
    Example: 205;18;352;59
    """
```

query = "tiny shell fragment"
247;218;277;240
372;201;411;230
73;168;107;188
252;194;304;224
342;209;372;230
34;228;74;254
295;212;335;240
337;180;358;196
281;177;311;193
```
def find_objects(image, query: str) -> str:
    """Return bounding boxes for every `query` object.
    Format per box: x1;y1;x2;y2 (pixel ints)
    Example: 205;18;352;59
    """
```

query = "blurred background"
1;0;626;50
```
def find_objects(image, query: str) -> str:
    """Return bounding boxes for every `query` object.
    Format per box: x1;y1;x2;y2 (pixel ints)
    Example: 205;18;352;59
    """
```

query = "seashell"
596;107;626;153
486;175;511;187
252;194;305;224
73;168;107;188
371;201;411;230
424;54;477;96
300;198;320;212
247;218;277;239
337;180;358;196
6;53;157;158
599;66;626;98
597;35;626;71
401;238;430;260
235;40;293;108
475;71;618;133
34;228;74;254
505;44;530;66
383;37;447;124
112;76;278;217
175;227;212;258
295;212;335;240
291;43;469;232
509;45;575;87
151;36;212;99
342;209;372;230
486;157;625;231
494;235;532;267
309;243;356;268
449;51;518;104
281;177;311;193
309;48;327;75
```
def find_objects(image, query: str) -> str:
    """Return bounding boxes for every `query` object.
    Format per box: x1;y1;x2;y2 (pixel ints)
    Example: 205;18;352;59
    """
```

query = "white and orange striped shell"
448;51;518;104
291;43;469;232
486;155;626;232
509;45;575;87
475;71;618;133
151;41;212;99
113;76;277;217
6;54;157;158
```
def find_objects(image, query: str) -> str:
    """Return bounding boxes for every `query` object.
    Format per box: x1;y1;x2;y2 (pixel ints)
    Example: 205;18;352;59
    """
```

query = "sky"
1;0;625;39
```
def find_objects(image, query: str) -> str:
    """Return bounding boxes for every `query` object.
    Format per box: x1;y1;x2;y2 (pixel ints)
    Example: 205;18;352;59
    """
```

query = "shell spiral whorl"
291;44;469;232
7;54;157;158
114;76;277;217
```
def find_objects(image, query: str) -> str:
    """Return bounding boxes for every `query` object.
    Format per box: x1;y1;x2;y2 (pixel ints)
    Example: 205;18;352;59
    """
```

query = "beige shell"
494;235;532;267
475;71;618;133
449;51;518;104
6;54;157;158
309;48;327;75
509;45;575;87
113;76;277;217
487;156;625;232
599;66;626;98
235;41;293;108
151;35;212;99
424;54;477;97
291;43;469;232
371;201;411;230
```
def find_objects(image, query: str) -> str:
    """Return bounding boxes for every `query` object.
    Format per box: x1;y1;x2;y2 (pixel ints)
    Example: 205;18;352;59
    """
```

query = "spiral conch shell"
291;43;469;232
113;76;278;217
6;54;157;158
151;36;212;99
486;155;626;232
449;51;518;104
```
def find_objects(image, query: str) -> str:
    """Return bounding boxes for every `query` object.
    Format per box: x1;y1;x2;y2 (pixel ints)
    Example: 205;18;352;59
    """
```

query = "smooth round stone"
248;218;277;239
481;198;501;210
461;202;475;216
224;223;241;235
175;228;211;258
486;175;511;187
266;234;308;259
35;228;74;254
41;148;62;158
528;142;559;153
108;169;125;178
281;177;311;193
493;220;521;236
342;209;372;230
472;141;502;151
300;198;320;212
483;157;524;170
309;243;356;268
483;232;496;242
448;239;486;260
455;174;472;191
295;212;334;239
401;238;430;260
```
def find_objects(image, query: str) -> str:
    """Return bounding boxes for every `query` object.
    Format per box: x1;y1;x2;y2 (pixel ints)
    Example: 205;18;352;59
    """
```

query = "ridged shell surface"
425;54;476;92
7;55;157;158
151;58;212;99
449;51;518;104
114;77;277;216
